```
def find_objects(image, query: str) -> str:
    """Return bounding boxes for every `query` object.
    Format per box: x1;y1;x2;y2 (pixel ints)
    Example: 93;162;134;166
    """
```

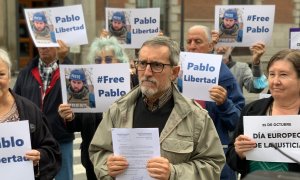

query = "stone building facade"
0;0;299;73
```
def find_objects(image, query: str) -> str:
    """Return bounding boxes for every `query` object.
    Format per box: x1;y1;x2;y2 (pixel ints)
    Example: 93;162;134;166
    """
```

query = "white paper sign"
180;52;221;101
289;28;300;49
60;64;131;113
0;121;34;180
24;4;88;47
106;8;160;48
215;5;275;47
244;115;300;163
112;128;160;180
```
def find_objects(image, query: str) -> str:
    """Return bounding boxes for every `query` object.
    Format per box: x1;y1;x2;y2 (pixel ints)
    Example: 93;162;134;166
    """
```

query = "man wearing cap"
31;11;51;41
67;69;91;108
219;9;243;43
109;11;131;44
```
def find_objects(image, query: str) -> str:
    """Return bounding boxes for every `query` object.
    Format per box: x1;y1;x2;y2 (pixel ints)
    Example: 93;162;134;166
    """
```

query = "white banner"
244;115;300;163
0;121;34;180
24;4;88;47
60;64;131;113
180;52;221;101
215;5;275;47
106;8;160;48
289;28;300;49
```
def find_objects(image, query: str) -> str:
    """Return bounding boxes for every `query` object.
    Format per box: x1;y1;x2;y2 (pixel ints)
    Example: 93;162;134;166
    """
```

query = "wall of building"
0;0;298;71
0;1;18;73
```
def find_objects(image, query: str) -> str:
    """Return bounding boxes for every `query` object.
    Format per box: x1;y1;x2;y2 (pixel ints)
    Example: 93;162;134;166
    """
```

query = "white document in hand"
112;128;160;180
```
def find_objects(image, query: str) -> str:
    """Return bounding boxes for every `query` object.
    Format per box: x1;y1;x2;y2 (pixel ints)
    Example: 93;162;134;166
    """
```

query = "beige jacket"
89;84;225;180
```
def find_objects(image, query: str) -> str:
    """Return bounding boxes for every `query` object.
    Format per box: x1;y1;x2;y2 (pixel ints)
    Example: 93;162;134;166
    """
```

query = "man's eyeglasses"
134;60;172;73
94;56;113;64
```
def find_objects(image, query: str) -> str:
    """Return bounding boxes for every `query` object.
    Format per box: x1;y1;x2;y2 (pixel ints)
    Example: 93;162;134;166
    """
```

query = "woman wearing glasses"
58;36;134;180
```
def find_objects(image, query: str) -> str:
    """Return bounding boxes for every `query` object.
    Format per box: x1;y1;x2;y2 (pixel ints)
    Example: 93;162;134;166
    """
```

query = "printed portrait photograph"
108;10;132;44
218;8;244;43
29;10;56;43
64;68;95;108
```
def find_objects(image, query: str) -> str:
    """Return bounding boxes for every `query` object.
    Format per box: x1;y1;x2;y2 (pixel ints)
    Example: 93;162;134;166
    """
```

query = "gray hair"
139;36;180;66
0;48;11;77
188;25;212;42
267;49;300;78
87;36;129;64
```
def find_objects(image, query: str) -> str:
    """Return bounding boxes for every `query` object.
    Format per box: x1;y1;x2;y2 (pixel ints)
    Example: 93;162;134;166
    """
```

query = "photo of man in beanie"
31;11;54;41
108;11;131;44
219;8;243;43
67;68;92;108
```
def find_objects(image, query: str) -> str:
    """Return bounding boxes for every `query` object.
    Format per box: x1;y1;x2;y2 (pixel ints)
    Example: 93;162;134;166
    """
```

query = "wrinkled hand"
58;104;74;122
211;30;220;47
147;157;171;180
209;85;227;105
234;135;256;159
107;155;128;177
215;46;231;54
250;42;265;65
215;46;227;54
100;29;109;38
25;150;40;166
56;40;69;62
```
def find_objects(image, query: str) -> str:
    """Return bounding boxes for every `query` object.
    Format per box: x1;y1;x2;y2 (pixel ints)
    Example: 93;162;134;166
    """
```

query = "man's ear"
171;66;180;81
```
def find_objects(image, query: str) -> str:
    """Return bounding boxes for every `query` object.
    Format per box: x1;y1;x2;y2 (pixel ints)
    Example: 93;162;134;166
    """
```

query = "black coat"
13;56;74;143
12;89;61;180
226;97;300;178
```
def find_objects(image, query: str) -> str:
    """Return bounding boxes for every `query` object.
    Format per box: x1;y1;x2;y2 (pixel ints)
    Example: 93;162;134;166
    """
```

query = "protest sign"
60;64;131;113
215;5;275;47
180;52;222;101
106;8;160;48
0;121;34;180
244;115;300;163
24;4;88;47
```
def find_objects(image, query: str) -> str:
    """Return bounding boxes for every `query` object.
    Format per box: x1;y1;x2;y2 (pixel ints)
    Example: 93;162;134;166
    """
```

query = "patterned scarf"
38;59;58;93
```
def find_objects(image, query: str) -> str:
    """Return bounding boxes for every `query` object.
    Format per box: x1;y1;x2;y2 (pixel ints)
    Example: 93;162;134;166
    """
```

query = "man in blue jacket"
181;25;245;180
14;40;74;180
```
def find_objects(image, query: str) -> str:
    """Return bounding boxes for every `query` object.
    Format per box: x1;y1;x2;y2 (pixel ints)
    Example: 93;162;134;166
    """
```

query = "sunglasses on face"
94;56;113;64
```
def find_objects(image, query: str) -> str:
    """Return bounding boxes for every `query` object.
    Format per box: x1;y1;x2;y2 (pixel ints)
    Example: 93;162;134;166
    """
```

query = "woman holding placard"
0;48;61;179
58;36;135;180
226;49;300;178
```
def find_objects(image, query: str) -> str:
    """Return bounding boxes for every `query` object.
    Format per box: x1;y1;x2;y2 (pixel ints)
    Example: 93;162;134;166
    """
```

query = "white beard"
140;76;171;99
140;85;158;98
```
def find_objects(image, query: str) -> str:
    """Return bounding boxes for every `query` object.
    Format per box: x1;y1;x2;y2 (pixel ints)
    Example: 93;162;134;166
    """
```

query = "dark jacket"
226;97;300;178
13;56;74;143
66;113;102;168
178;62;245;145
205;62;245;146
12;89;61;180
